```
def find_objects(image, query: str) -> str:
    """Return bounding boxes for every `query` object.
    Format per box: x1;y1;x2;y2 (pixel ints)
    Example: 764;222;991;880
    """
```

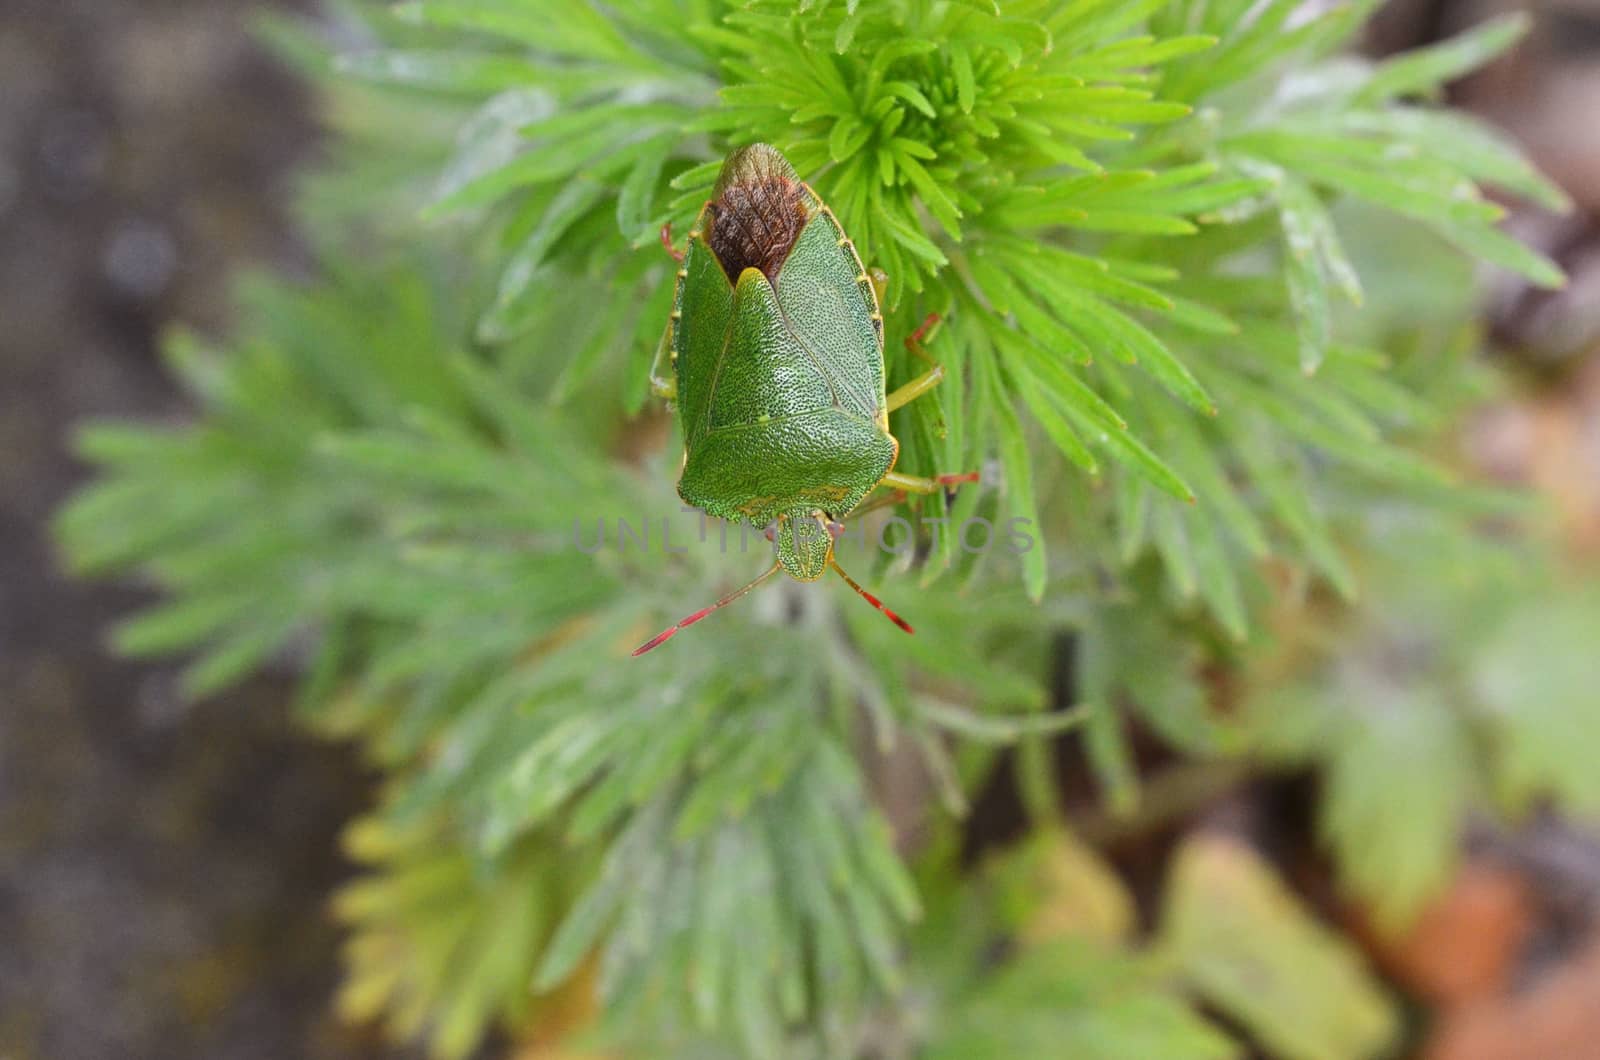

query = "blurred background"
2;1;1598;1058
0;1;406;1057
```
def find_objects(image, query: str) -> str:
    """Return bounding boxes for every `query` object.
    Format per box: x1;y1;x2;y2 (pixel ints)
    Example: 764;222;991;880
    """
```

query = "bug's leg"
863;266;940;367
660;222;685;263
884;365;945;414
649;323;677;400
884;312;948;413
904;311;942;365
866;265;944;405
868;266;890;307
879;308;977;489
880;469;980;495
844;488;909;521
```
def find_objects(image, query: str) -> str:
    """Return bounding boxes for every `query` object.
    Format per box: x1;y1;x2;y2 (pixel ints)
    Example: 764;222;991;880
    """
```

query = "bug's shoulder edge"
670;200;728;356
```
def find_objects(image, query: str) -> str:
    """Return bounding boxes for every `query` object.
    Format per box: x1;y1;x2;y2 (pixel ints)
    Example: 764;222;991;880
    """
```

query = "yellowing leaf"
1161;833;1401;1060
990;828;1136;947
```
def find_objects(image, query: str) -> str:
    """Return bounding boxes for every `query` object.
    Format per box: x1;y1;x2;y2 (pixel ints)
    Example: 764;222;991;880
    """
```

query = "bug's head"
772;510;834;582
713;143;799;197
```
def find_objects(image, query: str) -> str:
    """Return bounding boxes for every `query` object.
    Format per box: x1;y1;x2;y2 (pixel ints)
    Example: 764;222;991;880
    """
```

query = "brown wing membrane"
706;145;809;285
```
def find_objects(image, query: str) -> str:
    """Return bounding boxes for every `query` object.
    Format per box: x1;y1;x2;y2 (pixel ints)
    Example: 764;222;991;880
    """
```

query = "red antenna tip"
631;628;677;656
831;562;915;636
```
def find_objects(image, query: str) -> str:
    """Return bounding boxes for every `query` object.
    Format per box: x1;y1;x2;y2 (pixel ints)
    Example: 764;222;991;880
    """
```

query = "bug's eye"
826;521;845;540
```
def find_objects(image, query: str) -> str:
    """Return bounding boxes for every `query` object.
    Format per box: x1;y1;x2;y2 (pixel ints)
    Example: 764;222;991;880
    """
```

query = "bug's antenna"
632;562;783;656
830;561;914;635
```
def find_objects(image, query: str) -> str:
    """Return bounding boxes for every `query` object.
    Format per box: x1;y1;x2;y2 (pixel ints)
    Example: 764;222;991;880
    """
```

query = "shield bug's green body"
635;144;976;655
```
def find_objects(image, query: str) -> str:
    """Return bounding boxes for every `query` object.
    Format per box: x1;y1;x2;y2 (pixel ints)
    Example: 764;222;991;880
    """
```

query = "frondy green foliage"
334;0;1564;625
59;2;1591;1057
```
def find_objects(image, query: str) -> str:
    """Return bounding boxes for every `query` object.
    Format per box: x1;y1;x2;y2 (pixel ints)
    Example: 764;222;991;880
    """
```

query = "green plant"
59;2;1598;1057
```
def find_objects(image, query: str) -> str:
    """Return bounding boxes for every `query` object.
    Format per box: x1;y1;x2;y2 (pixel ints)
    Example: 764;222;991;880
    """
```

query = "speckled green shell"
668;146;895;574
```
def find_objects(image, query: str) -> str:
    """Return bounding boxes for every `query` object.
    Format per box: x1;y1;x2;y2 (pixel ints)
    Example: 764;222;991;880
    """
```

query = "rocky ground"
0;2;409;1057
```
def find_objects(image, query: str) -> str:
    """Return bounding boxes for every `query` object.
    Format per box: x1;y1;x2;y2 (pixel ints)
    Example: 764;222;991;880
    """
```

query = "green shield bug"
634;144;978;656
